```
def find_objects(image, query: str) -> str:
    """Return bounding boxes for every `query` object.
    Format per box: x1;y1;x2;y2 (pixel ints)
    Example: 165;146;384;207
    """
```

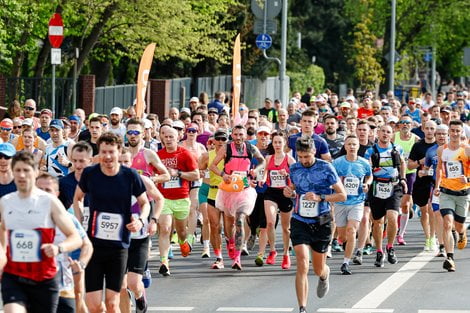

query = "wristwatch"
151;217;158;223
320;194;326;201
177;170;182;178
79;260;86;270
57;244;64;254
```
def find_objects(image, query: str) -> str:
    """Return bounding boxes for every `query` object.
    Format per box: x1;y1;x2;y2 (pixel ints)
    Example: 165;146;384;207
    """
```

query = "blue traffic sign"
424;51;432;62
256;33;272;50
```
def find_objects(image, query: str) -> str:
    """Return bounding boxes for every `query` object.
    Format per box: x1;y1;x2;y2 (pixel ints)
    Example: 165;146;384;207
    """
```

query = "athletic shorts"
198;183;210;205
290;218;331;253
264;187;293;213
412;182;432;207
439;192;470;223
85;247;128;293
127;237;150;275
207;198;216;208
369;185;403;220
161;198;190;220
334;203;364;227
58;297;76;313
1;272;59;313
405;173;416;195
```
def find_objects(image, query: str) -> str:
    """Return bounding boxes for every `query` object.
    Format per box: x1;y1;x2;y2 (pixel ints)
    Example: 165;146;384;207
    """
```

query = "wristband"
151;217;158;223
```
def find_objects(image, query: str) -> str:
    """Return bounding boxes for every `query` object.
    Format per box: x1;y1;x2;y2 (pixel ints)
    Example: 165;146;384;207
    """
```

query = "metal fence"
4;77;74;116
95;84;136;114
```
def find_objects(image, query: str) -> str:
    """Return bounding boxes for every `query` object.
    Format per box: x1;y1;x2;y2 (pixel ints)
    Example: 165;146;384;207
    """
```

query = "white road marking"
352;251;434;309
317;309;393;312
418;311;470;313
147;307;194;311
216;308;294;312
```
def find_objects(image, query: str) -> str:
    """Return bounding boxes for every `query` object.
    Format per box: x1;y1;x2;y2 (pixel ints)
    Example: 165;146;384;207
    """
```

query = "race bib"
344;176;360;196
374;182;393;199
431;193;440;205
130;213;147;239
445;161;463;178
256;167;265;182
94;212;124;241
82;206;90;231
232;171;247;177
163;176;181;189
10;229;42;262
298;195;320;218
270;170;287;188
427;168;434;176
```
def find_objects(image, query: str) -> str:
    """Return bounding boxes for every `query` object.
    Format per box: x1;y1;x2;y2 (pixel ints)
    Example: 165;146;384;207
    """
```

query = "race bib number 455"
10;229;42;262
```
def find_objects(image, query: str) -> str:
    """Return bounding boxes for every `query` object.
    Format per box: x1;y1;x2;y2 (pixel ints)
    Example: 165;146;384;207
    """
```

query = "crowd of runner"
0;87;469;313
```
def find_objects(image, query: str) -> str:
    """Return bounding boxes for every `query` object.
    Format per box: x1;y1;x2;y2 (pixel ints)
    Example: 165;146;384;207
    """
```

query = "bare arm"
72;185;85;223
250;145;266;175
145;150;170;184
141;176;164;220
321;152;332;162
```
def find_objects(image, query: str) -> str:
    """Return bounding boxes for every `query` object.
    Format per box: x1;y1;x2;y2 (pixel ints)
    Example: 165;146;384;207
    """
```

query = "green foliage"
288;64;325;95
347;1;384;91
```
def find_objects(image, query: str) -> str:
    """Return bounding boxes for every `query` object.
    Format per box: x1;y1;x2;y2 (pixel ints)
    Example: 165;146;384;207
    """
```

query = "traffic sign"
251;0;282;19
256;33;272;50
51;48;61;65
424;51;432;62
254;18;277;35
48;13;64;48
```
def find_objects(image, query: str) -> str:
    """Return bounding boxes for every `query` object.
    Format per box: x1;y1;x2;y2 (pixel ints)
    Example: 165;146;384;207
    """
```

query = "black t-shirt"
84;139;98;156
408;139;436;187
78;129;91;142
0;180;17;198
59;173;89;210
321;134;345;159
79;164;146;248
411;127;425;139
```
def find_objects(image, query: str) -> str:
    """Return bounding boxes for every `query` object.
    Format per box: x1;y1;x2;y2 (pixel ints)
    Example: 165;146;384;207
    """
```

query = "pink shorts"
215;187;257;217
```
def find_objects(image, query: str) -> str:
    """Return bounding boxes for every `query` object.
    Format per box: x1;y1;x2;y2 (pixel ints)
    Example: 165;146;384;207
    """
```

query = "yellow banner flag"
135;43;156;118
232;34;241;125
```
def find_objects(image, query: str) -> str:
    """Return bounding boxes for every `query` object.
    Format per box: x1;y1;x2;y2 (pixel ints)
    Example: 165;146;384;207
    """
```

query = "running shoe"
331;239;343;252
247;234;256;251
424;238;431;252
241;243;249;256
168;246;174;259
457;232;467;250
281;254;291;270
436;245;446;257
159;262;170;276
299;306;307;313
340;262;352;275
232;257;242;270
180;241;192;257
187;234;195;246
316;265;330;298
443;258;456;272
255;253;264;266
352;250;363;265
201;247;211;258
211;258;224;269
135;289;148;313
363;244;374;255
170;231;178;244
430;237;438;252
374;251;385;267
396;235;406;245
386;246;398;264
142;269;152;288
266;250;277;265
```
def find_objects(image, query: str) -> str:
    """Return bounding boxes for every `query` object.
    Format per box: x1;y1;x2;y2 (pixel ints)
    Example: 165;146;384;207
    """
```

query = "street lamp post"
388;0;396;93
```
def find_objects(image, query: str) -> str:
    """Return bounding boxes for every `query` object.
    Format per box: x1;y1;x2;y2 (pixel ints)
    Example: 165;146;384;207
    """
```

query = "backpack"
370;143;401;170
225;141;254;165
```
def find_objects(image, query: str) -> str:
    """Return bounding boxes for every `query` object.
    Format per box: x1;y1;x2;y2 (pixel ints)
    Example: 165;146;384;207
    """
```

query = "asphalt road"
139;217;470;313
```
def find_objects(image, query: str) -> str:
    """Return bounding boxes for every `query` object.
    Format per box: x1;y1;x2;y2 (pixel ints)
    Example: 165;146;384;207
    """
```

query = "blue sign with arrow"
256;33;272;50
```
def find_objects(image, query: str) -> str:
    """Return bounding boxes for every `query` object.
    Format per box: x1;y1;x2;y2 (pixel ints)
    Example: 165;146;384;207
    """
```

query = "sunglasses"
319;108;328;112
126;130;141;136
215;137;227;141
1;127;12;131
258;132;270;136
0;153;12;160
173;127;184;131
13;126;21;129
399;121;411;124
24;106;35;111
102;123;108;127
186;128;197;133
